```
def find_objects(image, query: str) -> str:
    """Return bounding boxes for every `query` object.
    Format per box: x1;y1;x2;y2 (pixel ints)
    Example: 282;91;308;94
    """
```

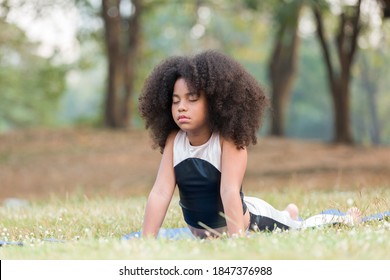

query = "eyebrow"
172;92;199;97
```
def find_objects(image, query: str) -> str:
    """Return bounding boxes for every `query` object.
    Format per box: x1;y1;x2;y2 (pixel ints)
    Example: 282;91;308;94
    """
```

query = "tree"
312;0;362;144
378;0;390;18
242;0;304;136
352;0;390;145
102;0;141;128
358;53;381;145
268;1;303;136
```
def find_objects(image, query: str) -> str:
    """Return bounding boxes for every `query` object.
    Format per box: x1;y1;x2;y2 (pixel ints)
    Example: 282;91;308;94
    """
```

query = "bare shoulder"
164;130;179;150
219;135;247;186
220;136;247;153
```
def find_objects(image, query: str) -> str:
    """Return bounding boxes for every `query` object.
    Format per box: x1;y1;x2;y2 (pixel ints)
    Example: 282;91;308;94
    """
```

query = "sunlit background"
1;0;389;145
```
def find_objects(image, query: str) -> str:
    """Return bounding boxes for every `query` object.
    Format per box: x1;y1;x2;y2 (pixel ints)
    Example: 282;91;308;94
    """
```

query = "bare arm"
220;139;248;237
142;132;177;238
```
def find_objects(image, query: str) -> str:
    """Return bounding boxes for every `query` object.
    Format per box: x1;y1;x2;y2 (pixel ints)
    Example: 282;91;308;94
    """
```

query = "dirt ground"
0;128;389;201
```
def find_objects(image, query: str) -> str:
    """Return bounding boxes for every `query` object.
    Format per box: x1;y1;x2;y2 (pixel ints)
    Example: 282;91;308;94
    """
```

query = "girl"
139;50;300;238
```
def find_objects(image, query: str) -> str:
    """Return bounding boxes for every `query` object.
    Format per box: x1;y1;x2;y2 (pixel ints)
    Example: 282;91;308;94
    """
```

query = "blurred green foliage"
0;0;390;145
0;20;66;130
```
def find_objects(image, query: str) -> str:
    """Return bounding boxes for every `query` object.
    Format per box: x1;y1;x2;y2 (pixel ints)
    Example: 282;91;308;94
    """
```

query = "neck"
186;129;212;146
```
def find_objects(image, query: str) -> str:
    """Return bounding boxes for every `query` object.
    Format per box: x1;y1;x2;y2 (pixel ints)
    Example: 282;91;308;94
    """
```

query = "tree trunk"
102;0;122;127
102;0;141;128
269;4;302;136
360;54;381;145
313;0;362;144
367;85;381;145
332;77;352;143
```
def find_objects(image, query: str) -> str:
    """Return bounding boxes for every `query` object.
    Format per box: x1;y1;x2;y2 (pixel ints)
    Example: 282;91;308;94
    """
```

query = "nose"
177;101;187;112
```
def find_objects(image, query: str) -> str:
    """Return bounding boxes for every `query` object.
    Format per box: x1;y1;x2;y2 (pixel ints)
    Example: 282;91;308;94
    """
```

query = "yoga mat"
2;210;388;244
122;209;390;240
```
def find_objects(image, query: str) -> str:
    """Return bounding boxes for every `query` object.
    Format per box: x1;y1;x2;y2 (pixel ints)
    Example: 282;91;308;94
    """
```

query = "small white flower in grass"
339;240;349;251
314;249;323;258
227;239;238;247
230;233;239;239
3;227;7;232
377;236;384;243
190;247;201;255
347;198;354;206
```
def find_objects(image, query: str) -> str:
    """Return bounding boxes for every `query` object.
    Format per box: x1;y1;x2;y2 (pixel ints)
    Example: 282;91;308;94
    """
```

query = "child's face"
172;78;210;137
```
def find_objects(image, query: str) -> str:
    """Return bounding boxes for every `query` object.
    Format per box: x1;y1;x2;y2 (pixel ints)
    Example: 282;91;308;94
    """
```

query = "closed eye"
172;96;180;104
188;93;200;101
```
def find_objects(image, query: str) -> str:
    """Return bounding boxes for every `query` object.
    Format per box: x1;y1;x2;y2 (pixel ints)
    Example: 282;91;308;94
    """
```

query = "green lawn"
1;188;389;259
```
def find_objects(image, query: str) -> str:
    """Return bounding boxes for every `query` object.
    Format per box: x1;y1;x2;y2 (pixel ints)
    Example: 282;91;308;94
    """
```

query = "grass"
1;187;389;260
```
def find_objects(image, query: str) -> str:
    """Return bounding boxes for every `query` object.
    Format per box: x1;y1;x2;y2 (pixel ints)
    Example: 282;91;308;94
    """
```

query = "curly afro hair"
139;50;268;152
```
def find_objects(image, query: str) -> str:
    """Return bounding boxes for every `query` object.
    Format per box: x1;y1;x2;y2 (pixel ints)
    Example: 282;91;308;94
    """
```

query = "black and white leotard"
173;130;301;232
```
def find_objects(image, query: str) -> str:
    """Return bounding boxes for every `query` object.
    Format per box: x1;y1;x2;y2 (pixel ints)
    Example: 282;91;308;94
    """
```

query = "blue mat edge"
2;211;388;244
121;210;390;240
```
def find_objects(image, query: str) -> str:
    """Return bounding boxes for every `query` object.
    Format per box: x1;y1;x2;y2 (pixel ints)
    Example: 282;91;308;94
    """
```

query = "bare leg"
244;197;302;230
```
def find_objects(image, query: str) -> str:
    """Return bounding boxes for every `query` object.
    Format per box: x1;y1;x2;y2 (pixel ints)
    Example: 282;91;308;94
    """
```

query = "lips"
178;115;190;123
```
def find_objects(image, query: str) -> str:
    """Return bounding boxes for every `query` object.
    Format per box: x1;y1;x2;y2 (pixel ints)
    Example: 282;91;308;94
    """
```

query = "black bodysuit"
173;130;246;229
173;130;303;233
